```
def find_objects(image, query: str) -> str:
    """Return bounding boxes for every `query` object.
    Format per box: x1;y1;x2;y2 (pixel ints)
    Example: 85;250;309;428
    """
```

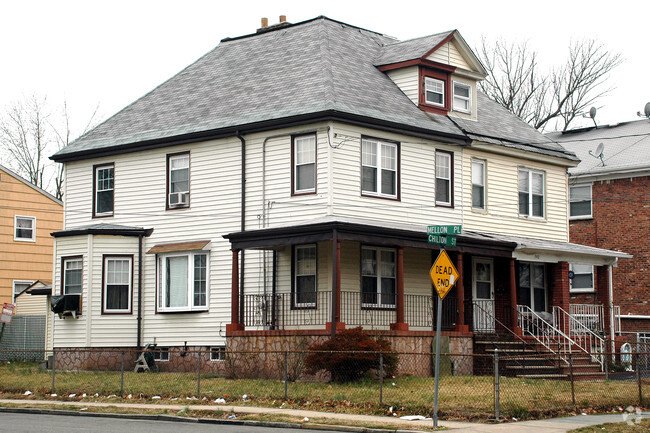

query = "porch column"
509;258;522;335
455;253;467;332
390;246;408;331
328;230;344;336
226;249;244;332
596;265;612;338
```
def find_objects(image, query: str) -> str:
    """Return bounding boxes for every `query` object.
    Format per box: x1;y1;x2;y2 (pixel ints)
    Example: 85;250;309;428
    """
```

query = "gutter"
137;234;143;349
236;132;246;325
50;110;469;163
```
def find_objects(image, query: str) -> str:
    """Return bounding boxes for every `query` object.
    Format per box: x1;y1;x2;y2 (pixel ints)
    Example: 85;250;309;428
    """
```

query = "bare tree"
478;38;622;131
0;95;99;200
0;95;50;189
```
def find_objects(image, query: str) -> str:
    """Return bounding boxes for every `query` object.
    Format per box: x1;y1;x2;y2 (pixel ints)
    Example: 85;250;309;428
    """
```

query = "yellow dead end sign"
429;249;459;300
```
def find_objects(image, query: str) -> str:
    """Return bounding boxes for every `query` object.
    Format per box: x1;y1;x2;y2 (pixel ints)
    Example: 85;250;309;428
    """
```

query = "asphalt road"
0;413;344;433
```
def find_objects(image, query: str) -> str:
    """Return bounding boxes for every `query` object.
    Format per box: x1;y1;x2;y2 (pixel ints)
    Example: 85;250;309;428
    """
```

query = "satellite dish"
589;142;606;166
645;102;650;118
589;107;597;118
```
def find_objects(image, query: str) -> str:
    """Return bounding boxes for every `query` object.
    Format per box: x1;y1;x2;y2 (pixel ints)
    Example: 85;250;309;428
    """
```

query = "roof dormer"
376;30;486;120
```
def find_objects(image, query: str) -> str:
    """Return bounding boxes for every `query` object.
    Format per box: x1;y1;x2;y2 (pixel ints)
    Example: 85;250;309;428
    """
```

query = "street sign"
1;303;15;324
428;235;457;247
427;225;462;235
429;249;459;300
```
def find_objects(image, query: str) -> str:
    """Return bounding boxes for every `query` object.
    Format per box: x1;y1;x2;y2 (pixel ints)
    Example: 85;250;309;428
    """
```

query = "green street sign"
427;225;462;236
428;235;457;247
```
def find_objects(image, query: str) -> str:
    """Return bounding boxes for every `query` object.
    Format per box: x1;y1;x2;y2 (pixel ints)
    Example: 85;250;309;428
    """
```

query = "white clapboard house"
50;16;629;373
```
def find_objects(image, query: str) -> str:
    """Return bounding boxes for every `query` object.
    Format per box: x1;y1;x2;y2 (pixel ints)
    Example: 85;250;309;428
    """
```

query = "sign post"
0;303;16;344
429;249;459;428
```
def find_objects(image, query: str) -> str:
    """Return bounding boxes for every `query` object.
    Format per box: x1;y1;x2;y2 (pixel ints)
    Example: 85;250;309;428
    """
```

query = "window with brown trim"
292;244;317;308
419;68;450;114
167;152;190;209
361;137;399;199
292;133;316;195
62;256;83;295
435;150;453;207
93;163;114;217
102;255;133;314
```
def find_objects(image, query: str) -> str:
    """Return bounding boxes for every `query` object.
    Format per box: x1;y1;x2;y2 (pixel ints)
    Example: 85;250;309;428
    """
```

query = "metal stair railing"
553;306;605;370
517;305;576;366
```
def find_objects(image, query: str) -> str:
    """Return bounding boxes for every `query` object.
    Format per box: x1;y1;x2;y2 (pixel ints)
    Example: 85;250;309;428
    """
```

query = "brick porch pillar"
391;246;408;331
596;265;612;337
327;233;345;335
226;249;244;332
550;261;571;312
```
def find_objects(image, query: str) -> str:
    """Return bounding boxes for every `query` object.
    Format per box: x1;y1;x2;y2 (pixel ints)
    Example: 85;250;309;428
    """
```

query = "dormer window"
425;77;445;107
453;82;471;113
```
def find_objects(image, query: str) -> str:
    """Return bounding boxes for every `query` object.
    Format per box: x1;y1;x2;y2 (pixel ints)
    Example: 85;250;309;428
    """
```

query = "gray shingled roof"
51;16;568;163
374;31;453;66
547;119;650;177
451;92;579;161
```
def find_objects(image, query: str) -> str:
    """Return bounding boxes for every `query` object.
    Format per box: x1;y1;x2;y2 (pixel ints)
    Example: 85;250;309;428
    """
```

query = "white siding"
330;122;462;227
462;149;569;241
14;293;48;316
387;67;419;105
427;41;470;70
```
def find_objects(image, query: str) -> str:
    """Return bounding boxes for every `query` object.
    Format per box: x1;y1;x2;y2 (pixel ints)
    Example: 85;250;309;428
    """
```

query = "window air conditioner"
51;294;82;319
169;192;189;207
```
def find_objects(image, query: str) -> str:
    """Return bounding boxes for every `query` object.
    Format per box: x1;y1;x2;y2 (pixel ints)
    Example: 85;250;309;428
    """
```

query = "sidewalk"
0;399;635;432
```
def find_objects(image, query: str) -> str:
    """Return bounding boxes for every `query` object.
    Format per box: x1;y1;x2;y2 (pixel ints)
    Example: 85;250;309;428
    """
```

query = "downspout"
609;262;616;360
237;132;246;325
137;234;143;349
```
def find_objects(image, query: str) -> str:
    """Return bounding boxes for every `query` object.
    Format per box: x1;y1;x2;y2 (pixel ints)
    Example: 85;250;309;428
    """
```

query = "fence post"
51;348;56;393
569;353;575;407
379;352;384;405
284;351;288;400
637;348;643;405
197;348;201;397
494;349;500;420
604;345;609;381
120;351;125;395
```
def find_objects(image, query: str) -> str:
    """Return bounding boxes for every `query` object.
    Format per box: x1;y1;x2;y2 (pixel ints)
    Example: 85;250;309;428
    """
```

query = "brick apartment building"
550;118;650;336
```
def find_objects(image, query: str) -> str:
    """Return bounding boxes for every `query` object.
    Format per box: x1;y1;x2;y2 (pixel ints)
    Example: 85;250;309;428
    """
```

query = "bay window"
103;256;132;313
63;257;83;295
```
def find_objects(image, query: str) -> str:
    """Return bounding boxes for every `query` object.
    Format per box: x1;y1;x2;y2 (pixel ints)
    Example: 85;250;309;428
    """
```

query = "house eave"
51;110;469;163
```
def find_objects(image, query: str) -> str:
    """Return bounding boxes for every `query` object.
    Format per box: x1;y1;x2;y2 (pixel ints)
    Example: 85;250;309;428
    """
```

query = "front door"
473;257;495;332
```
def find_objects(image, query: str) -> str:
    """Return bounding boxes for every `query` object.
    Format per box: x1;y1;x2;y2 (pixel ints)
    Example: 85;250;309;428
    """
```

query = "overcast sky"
1;0;649;139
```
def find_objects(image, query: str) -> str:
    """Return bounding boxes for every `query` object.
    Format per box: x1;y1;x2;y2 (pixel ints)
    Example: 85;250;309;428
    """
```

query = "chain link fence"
0;347;649;420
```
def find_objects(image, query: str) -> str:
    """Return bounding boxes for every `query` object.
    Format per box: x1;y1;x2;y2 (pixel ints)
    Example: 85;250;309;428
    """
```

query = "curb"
0;406;430;433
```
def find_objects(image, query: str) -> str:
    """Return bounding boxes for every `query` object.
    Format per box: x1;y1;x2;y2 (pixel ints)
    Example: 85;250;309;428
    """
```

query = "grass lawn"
0;361;646;421
568;418;650;432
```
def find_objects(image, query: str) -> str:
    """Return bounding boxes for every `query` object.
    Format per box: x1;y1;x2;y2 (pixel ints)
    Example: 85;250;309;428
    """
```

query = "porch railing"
569;303;622;335
517;305;574;365
553;306;605;370
242;291;457;331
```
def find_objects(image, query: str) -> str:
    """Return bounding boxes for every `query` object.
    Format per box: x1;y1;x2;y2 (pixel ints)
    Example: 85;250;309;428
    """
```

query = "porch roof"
223;215;631;266
223;215;516;257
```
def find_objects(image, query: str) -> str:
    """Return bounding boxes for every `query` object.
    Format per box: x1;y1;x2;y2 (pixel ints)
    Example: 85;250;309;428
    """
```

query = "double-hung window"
157;251;208;312
63;257;83;295
435;151;453;206
569;264;594;292
472;159;486;210
94;164;114;217
14;216;36;241
361;138;398;199
518;262;546;312
361;247;396;308
13;281;33;302
425;77;445;107
294;245;317;307
167;153;190;208
293;134;316;194
518;168;544;217
453;82;471;113
103;256;132;313
569;184;592;219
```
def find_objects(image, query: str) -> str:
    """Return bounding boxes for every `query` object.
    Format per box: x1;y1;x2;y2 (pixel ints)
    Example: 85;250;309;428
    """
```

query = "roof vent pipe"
261;17;268;28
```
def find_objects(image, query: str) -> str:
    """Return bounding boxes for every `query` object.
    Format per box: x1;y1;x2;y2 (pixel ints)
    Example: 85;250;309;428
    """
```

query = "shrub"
304;327;398;382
